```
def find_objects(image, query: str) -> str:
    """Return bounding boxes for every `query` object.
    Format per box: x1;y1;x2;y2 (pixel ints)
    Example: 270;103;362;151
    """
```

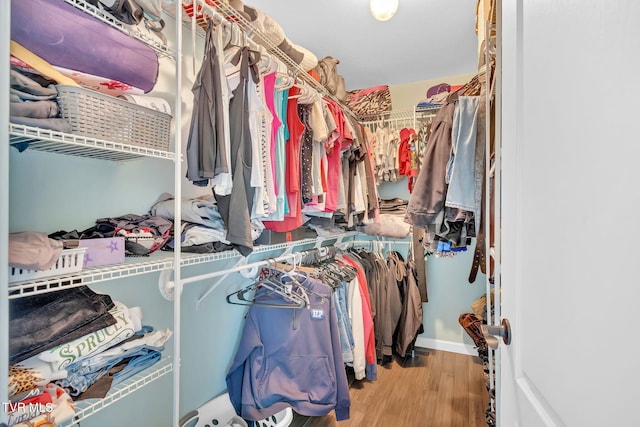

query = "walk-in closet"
2;0;494;426
4;1;639;427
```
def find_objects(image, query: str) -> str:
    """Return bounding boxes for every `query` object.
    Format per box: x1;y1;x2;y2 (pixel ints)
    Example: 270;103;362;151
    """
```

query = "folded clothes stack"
377;198;409;215
8;291;172;426
9;67;72;138
150;192;264;254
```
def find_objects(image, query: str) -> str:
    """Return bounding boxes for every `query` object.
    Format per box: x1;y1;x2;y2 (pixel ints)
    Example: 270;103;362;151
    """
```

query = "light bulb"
370;0;399;22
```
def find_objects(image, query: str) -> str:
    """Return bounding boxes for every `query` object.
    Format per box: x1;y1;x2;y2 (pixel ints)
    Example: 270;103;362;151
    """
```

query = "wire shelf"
8;233;359;299
178;231;359;270
357;106;441;124
9;123;176;162
7;252;177;299
62;0;174;59
57;358;173;427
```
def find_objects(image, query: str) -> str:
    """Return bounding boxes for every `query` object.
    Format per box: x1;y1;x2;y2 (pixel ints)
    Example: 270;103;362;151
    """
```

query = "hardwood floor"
290;349;489;427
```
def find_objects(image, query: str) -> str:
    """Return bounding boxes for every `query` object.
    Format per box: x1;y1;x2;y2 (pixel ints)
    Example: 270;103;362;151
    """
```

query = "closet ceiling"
246;0;480;90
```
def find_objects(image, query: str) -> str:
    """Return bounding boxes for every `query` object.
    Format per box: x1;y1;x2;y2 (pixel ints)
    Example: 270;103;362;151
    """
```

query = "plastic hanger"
280;254;333;305
289;79;320;104
259;53;279;75
258;50;276;75
226;278;308;308
226;259;308;308
275;65;295;90
224;22;244;49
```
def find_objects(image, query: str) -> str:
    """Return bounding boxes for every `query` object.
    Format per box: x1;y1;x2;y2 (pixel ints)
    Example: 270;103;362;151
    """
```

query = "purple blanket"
11;0;159;93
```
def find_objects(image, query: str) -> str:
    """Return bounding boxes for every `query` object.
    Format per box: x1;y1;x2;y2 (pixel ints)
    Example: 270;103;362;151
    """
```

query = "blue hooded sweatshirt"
226;276;351;421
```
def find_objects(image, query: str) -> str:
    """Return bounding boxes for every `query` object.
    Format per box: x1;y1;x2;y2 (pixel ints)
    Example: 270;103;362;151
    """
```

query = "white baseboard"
415;337;477;356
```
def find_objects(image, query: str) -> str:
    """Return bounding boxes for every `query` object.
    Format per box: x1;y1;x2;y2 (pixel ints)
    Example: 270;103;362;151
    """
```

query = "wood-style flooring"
290;348;488;427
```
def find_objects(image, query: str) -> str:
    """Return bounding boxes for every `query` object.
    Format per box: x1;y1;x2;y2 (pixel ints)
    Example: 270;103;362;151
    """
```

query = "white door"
499;1;640;426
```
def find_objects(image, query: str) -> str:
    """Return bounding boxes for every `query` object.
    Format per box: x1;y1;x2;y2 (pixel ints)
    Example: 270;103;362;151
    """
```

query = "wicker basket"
56;85;172;151
9;247;87;283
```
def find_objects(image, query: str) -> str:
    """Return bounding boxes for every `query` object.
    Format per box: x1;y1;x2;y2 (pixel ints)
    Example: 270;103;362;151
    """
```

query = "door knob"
482;318;512;348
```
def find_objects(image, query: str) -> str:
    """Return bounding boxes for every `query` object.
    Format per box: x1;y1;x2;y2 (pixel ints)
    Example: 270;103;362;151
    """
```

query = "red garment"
398;128;416;176
263;87;305;232
341;255;376;366
325;98;353;150
323;99;352;213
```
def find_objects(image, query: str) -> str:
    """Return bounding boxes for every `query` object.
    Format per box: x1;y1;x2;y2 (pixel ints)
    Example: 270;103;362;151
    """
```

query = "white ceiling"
245;0;479;90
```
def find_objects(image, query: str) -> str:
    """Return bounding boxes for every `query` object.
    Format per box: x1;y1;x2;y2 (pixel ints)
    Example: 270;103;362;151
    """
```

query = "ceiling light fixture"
369;0;399;22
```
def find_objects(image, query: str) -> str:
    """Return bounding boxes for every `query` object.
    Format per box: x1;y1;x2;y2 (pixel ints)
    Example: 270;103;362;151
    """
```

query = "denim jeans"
57;328;167;398
445;96;480;212
10;286;116;364
59;347;162;397
333;282;354;364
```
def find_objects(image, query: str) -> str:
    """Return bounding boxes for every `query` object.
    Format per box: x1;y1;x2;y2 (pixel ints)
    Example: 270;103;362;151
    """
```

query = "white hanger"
289;78;320;104
258;50;278;75
274;65;295;90
267;54;279;74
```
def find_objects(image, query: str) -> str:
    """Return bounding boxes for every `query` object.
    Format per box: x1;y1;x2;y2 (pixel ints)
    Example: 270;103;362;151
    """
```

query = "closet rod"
159;233;357;294
177;247;321;286
161;245;330;303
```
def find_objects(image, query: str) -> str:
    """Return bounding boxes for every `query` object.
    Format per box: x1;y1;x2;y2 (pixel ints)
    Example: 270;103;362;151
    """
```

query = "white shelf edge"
8;253;176;299
57;357;173;427
9;123;176;162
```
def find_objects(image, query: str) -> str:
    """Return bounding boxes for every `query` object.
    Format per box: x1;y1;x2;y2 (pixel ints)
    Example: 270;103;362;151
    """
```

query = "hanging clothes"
412;228;429;302
404;102;456;229
345;273;366;380
340;254;377;381
247;67;269;219
383;251;404;363
394;254;424;358
300;103;314;205
185;20;228;187
263;71;280;214
263;81;290;222
226;276;351;421
333;282;355;366
445;96;481;212
323;99;350;214
263;85;305;232
214;47;258;256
